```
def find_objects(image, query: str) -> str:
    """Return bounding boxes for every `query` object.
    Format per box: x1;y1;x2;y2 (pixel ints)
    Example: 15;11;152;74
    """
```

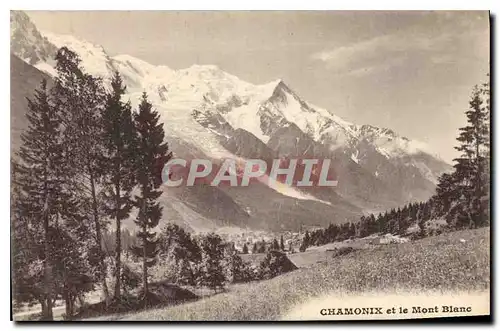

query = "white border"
2;1;497;330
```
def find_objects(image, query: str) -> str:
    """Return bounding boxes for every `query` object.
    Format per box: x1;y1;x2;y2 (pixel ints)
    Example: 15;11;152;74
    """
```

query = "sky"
26;11;490;163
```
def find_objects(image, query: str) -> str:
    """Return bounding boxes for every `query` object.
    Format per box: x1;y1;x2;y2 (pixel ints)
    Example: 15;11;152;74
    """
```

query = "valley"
87;228;490;321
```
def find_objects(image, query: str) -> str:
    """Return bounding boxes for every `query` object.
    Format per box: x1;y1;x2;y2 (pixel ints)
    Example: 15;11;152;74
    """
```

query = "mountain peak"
271;78;285;85
266;78;306;109
269;78;289;90
10;10;29;24
10;11;57;65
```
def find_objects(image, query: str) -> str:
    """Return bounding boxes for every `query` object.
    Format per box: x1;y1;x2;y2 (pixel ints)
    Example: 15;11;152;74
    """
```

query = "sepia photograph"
9;9;491;322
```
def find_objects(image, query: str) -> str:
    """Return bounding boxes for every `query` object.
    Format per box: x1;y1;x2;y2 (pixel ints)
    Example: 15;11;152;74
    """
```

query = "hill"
91;227;489;321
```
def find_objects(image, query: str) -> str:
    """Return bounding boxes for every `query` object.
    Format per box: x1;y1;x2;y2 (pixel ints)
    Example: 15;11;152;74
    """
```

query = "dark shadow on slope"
73;282;199;320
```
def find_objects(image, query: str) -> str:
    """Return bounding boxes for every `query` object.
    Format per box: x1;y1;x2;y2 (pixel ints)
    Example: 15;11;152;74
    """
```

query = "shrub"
259;251;298;280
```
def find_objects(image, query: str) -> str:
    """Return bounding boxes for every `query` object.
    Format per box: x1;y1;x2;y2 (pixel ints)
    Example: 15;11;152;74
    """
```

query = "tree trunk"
78;294;86;308
142;224;148;298
64;289;70;320
113;182;122;299
39;298;47;317
89;168;110;305
69;294;74;318
140;198;148;306
114;217;121;299
42;202;53;321
64;292;75;320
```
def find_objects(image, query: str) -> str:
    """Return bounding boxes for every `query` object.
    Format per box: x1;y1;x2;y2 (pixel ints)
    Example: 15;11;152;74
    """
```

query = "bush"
329;247;354;258
259;251;298;280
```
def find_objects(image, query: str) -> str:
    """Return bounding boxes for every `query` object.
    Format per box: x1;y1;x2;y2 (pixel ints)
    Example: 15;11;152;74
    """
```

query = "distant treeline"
303;79;490;250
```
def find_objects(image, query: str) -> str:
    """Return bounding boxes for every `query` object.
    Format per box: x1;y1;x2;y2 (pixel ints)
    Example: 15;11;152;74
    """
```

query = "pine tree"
272;238;280;251
131;92;173;304
380;212;390;234
198;233;226;292
325;224;339;242
259;251;297;280
158;223;201;263
13;150;94;320
223;252;253;283
433;173;460;218
49;225;94;319
15;79;69;320
299;238;305;252
368;214;377;235
280;235;285;251
305;230;310;244
358;216;368;238
52;46;111;305
252;242;258;254
175;258;194;286
101;72;137;300
11;160;46;312
450;84;490;228
299;229;312;250
258;240;266;253
348;223;356;238
417;218;426;238
242;243;249;254
120;264;141;296
479;80;491;224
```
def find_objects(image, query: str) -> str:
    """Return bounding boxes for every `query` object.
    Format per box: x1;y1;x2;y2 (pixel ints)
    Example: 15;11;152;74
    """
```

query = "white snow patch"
34;62;57;77
266;177;332;206
351;150;360;164
223;102;269;143
372;134;434;159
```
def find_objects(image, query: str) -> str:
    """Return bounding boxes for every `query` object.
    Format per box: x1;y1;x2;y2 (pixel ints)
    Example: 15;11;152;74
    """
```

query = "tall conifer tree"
101;72;136;299
15;79;66;320
449;84;490;228
131;92;172;304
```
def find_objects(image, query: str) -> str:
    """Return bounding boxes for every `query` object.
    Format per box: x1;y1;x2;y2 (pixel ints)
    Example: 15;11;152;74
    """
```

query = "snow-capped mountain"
10;11;451;232
10;11;57;65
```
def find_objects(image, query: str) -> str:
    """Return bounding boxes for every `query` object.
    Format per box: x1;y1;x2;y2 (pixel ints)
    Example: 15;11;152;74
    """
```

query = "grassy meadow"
90;227;489;321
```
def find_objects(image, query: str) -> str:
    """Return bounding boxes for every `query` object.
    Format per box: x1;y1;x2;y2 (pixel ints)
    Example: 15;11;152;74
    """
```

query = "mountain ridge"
10;10;452;233
15;14;445;164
